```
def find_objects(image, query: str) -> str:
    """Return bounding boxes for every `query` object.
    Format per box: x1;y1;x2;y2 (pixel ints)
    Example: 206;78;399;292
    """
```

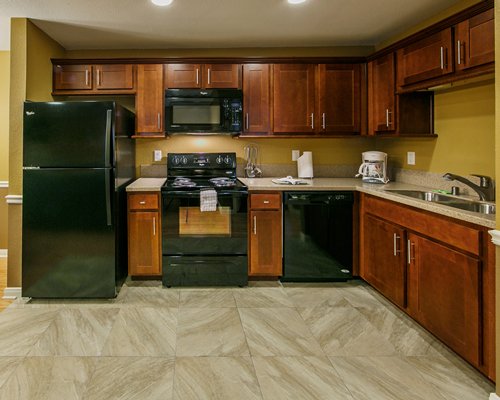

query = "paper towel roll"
297;151;313;178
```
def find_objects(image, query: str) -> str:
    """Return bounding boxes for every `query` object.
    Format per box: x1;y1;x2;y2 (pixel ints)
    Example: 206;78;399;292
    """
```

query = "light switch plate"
154;150;162;162
407;151;416;165
292;150;300;161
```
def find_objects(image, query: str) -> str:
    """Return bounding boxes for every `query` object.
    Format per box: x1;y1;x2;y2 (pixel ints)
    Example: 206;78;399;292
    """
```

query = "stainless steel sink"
385;190;496;215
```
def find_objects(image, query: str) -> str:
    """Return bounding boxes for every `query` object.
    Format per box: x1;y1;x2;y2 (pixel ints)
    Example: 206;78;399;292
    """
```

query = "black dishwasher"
282;191;354;282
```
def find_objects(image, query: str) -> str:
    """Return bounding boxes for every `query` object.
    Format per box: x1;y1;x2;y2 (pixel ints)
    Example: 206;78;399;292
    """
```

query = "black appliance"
22;101;135;298
161;152;248;287
282;191;354;282
165;89;243;134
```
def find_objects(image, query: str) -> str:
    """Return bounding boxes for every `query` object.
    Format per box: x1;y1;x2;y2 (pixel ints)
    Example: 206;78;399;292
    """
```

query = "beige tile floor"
0;279;494;400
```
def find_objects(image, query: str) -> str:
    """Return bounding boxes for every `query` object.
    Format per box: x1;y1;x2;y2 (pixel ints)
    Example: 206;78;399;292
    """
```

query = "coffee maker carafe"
356;151;389;184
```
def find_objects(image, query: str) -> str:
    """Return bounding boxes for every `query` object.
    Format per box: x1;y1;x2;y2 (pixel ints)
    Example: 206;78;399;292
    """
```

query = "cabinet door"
249;210;282;276
53;64;92;90
318;64;360;134
397;28;453;87
362;214;406;307
455;9;494;71
273;64;316;133
407;233;480;366
136;64;164;135
95;64;134;90
128;211;161;276
204;64;240;88
368;54;396;133
166;64;202;88
242;64;271;134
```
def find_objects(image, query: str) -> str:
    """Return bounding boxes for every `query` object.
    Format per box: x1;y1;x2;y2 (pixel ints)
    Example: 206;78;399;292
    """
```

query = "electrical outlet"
407;151;416;165
154;150;162;162
292;150;300;161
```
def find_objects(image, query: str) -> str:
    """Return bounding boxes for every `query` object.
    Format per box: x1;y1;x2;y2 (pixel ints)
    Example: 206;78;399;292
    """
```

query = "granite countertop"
126;178;167;192
239;177;496;229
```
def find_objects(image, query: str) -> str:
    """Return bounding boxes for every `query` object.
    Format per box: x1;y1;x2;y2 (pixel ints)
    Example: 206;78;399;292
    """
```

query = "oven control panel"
168;153;236;169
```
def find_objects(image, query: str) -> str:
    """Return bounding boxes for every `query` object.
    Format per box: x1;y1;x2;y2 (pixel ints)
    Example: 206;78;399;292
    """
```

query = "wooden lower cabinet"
128;193;161;276
407;232;480;366
248;193;282;277
361;194;493;379
362;214;406;308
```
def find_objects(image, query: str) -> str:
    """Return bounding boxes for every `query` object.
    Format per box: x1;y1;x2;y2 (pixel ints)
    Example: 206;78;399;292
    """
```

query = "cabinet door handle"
85;69;89;86
385;109;392;127
393;233;401;256
139;201;146;205
207;68;211;85
153;217;156;236
196;68;199;85
253;216;257;235
97;68;101;86
246;113;249;130
310;113;314;130
157;113;161;129
457;40;462;65
440;46;445;70
322;113;326;130
407;239;411;264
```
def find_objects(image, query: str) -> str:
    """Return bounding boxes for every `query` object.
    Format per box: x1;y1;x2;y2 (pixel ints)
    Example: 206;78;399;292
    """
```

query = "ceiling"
0;0;463;51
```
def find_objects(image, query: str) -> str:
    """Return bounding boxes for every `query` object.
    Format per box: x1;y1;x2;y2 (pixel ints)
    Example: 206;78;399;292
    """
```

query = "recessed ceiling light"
151;0;173;6
288;0;307;4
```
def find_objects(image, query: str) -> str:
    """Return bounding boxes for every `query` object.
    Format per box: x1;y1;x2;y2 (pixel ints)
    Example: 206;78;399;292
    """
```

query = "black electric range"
161;153;248;287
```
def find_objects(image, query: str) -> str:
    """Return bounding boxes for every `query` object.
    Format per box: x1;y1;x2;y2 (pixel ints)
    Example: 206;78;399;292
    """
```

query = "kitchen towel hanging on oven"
200;188;217;212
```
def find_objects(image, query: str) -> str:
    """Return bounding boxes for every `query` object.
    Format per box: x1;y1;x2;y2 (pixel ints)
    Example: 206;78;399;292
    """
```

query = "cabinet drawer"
129;193;159;210
250;193;281;210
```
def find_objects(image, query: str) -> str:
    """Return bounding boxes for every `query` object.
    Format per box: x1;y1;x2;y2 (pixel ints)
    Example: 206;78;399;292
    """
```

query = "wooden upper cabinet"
242;64;271;134
397;28;453;88
166;63;240;88
204;64;241;88
54;64;93;90
368;53;397;134
455;9;494;71
318;64;360;134
136;64;164;135
95;64;134;90
273;64;316;133
407;232;480;366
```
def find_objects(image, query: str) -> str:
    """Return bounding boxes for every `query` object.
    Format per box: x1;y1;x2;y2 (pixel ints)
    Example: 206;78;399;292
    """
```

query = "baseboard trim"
489;230;500;247
2;287;21;300
0;181;8;188
5;195;22;205
0;249;7;258
489;393;500;400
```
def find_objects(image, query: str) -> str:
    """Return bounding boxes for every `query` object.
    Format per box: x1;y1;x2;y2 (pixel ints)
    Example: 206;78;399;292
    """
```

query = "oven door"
162;190;248;256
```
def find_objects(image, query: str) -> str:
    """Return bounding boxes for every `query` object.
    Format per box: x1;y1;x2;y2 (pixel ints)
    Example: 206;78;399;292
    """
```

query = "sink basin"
385;190;496;215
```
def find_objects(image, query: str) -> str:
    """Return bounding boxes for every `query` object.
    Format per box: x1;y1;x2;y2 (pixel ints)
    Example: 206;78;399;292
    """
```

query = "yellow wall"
377;80;496;177
7;19;65;287
0;51;9;251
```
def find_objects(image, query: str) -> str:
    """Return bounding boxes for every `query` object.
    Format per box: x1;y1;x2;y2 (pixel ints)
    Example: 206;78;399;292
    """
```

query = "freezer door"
22;168;117;298
23;101;115;168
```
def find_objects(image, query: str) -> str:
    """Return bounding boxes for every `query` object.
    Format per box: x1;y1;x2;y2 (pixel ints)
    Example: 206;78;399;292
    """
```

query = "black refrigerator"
22;101;135;298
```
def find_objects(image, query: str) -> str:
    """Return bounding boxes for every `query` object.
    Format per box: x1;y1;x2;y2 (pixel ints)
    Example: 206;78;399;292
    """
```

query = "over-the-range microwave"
165;89;243;135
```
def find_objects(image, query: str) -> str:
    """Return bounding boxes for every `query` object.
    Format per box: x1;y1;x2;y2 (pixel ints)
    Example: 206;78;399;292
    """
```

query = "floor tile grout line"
325;356;357;400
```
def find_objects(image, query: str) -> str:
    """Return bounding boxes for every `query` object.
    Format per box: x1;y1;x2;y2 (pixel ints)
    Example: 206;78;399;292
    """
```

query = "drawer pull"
263;200;270;204
139;201;146;205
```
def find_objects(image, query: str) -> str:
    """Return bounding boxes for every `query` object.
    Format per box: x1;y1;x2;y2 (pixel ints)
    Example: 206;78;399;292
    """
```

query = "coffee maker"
356;151;389;184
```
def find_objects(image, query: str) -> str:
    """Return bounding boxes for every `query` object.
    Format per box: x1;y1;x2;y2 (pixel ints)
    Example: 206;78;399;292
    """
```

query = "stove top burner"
172;177;198;187
209;177;237;188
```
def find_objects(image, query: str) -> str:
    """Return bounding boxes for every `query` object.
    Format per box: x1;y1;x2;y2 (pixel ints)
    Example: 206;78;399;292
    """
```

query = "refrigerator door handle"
105;170;112;226
105;109;112;167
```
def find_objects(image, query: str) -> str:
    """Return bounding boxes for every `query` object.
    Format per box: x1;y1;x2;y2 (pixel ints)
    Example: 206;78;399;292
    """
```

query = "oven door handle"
163;190;248;197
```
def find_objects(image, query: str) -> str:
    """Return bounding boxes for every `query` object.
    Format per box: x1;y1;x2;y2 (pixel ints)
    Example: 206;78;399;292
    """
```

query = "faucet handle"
471;174;492;188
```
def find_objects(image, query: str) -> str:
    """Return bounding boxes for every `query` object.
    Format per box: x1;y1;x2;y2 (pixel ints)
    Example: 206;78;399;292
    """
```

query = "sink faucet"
442;173;495;202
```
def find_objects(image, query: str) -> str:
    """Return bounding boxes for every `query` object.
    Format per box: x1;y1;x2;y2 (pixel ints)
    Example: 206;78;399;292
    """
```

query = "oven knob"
182;156;188;165
173;156;180;165
216;156;223;164
224;156;231;164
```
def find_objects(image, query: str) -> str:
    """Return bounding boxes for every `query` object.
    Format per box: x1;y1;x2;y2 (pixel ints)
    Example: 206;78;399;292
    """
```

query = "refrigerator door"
23;101;115;168
22;168;117;298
